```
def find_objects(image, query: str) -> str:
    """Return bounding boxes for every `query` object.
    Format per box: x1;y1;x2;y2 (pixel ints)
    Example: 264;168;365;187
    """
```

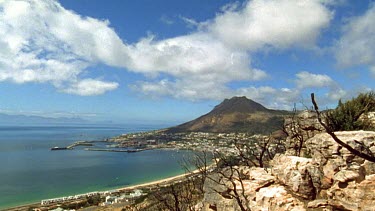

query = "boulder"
283;110;323;156
327;174;375;211
363;160;375;175
359;111;375;128
333;169;361;183
200;167;306;211
252;185;306;211
306;131;375;171
321;157;345;188
271;154;318;199
200;167;273;211
201;171;242;211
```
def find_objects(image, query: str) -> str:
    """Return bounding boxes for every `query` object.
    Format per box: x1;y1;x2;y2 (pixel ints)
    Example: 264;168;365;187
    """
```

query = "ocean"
0;124;195;209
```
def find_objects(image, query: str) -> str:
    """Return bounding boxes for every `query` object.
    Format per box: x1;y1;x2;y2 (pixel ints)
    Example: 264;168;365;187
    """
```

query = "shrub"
326;92;375;131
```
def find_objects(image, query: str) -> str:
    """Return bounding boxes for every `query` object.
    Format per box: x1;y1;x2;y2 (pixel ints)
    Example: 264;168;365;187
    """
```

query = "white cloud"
371;66;375;77
0;0;334;104
133;78;233;101
180;16;200;29
335;4;375;74
236;86;300;109
208;0;332;50
160;15;174;25
127;33;266;81
295;71;334;89
129;0;333;102
295;71;346;101
0;0;128;95
61;79;119;96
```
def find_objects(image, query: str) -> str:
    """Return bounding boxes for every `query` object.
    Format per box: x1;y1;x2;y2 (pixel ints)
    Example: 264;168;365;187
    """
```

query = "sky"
0;0;374;124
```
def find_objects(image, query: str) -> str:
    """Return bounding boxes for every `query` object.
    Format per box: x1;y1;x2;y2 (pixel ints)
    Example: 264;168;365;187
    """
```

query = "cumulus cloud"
130;0;333;102
295;71;346;101
233;71;347;109
335;4;375;74
0;0;128;95
0;0;334;103
295;71;334;89
235;86;300;109
61;79;119;96
127;33;267;81
207;0;332;50
133;78;233;101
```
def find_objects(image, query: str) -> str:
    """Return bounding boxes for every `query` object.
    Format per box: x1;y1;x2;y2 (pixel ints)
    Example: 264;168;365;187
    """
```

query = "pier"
50;141;94;151
84;148;147;153
66;141;93;149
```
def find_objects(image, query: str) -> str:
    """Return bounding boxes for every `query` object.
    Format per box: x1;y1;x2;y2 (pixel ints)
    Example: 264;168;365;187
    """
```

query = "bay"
0;124;193;209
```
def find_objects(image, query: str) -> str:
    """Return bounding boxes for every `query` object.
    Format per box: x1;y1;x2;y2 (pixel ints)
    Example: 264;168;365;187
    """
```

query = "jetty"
66;141;93;149
50;141;93;151
84;148;146;153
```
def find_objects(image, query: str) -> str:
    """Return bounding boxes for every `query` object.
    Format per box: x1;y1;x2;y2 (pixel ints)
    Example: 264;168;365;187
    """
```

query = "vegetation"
325;92;375;131
282;106;322;157
234;137;285;168
141;134;285;211
311;92;375;163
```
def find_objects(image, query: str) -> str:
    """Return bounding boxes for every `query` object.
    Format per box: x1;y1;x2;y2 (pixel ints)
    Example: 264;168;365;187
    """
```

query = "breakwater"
84;148;148;153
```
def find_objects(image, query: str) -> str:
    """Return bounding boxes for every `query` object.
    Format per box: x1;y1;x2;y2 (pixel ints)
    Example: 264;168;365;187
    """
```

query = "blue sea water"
0;124;194;209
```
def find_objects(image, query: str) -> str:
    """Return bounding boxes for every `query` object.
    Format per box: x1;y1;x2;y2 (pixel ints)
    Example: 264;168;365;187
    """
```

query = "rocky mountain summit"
198;112;375;211
167;96;290;134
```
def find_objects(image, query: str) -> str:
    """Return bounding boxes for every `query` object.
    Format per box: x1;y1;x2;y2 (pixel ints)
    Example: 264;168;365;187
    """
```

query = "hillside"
167;96;290;134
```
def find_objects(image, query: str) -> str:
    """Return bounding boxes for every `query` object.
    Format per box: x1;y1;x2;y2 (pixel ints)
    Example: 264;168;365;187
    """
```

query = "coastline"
117;168;200;191
4;168;200;210
0;125;208;210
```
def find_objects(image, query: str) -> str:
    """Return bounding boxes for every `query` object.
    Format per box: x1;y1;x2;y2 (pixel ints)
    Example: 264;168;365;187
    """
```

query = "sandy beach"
3;169;200;211
117;169;200;191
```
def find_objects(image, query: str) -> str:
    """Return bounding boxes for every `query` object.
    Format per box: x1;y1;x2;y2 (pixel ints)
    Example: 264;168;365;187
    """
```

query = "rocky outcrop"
252;184;306;211
270;155;317;199
198;130;375;211
327;174;375;210
306;131;375;174
305;131;375;210
360;111;375;128
199;167;305;211
283;110;323;156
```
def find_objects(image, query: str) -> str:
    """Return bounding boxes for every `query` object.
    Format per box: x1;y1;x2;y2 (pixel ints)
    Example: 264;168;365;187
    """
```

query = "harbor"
50;139;158;153
50;141;95;151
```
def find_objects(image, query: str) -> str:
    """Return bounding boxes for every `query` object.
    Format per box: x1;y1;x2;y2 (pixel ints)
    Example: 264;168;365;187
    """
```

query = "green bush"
326;92;375;131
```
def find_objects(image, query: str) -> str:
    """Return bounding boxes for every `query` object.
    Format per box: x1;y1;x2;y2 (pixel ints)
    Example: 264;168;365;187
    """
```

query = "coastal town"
108;130;281;155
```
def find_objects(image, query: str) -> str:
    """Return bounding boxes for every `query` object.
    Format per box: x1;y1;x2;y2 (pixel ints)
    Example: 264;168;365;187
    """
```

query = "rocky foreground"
197;113;375;211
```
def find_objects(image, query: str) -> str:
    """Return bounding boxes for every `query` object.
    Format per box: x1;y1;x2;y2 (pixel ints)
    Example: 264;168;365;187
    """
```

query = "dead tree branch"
311;93;375;163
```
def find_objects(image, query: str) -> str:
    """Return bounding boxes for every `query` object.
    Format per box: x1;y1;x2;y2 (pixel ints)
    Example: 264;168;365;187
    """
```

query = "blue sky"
0;0;374;124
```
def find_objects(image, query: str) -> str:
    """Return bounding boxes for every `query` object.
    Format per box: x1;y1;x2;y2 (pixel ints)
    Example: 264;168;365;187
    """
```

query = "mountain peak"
166;96;289;134
210;96;269;115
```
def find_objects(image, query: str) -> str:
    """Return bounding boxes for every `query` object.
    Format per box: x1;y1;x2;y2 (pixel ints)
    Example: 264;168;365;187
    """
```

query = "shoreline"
117;168;200;191
3;169;200;210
